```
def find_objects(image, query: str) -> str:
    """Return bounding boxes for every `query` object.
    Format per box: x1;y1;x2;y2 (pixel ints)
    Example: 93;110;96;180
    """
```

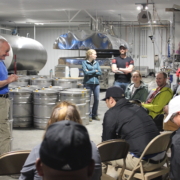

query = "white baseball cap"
164;96;180;123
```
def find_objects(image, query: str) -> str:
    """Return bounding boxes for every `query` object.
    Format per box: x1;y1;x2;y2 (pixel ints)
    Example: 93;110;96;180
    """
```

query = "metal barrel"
52;78;77;88
66;88;90;125
59;91;87;125
9;89;33;128
9;76;30;88
33;90;59;129
30;78;53;88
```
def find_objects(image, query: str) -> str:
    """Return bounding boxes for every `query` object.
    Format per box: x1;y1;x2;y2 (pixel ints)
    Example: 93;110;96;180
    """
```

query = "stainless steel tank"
30;78;52;88
53;78;77;88
9;89;33;128
59;91;86;125
66;88;90;125
0;34;47;72
33;90;59;129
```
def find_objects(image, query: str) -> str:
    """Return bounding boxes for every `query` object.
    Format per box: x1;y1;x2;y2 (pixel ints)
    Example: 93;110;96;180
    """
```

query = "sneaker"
92;116;100;120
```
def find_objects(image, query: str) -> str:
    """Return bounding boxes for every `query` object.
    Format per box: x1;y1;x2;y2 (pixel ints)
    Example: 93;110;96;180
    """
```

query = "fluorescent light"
145;6;148;10
137;6;141;10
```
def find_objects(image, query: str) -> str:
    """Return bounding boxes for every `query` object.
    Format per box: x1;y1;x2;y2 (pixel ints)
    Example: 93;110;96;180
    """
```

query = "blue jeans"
84;84;100;117
113;81;129;92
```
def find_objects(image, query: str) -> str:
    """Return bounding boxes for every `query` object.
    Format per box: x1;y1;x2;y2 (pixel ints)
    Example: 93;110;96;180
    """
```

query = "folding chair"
0;150;31;175
97;139;129;180
121;132;172;180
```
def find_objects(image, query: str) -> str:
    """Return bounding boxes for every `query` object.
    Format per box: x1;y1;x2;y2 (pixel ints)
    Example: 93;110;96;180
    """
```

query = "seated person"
36;120;95;180
19;101;101;180
142;72;173;119
164;96;180;180
163;105;179;132
125;70;148;102
101;86;166;178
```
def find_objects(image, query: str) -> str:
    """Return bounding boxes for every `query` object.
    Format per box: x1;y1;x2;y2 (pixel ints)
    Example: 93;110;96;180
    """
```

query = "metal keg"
60;91;86;125
66;88;90;125
9;76;30;88
33;90;59;129
30;78;52;88
9;89;33;128
52;78;77;88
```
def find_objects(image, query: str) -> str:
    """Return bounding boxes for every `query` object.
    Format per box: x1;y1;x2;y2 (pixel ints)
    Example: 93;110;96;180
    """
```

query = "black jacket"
102;98;159;157
170;128;180;180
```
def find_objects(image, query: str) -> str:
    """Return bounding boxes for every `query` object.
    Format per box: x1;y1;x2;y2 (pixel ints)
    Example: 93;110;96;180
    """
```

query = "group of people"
0;38;180;180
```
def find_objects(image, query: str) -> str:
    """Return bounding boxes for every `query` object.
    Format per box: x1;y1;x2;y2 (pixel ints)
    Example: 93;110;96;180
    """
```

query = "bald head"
0;38;10;60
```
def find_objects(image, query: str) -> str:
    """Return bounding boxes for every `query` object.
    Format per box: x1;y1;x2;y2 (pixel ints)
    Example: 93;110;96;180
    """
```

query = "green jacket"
125;82;148;102
142;85;173;119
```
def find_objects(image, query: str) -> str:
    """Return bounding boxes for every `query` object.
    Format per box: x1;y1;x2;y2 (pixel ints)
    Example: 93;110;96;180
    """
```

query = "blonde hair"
44;101;82;137
132;70;142;78
85;49;96;60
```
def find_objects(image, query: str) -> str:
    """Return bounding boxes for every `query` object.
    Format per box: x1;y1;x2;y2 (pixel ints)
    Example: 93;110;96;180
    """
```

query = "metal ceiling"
0;0;179;27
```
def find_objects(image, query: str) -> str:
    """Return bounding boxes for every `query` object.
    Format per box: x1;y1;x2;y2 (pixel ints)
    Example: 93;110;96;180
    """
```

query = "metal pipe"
34;24;36;40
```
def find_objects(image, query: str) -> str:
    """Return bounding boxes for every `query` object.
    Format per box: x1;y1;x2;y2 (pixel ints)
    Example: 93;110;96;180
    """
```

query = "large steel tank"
0;34;47;72
59;91;87;125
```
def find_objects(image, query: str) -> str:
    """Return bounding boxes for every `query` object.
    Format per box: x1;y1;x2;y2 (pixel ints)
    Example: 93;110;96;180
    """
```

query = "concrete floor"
0;76;156;180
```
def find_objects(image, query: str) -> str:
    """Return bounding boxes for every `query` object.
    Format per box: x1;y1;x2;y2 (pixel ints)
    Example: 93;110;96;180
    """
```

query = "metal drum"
59;91;86;125
9;89;33;128
30;78;52;88
66;88;90;125
9;76;30;88
33;90;59;129
53;78;77;88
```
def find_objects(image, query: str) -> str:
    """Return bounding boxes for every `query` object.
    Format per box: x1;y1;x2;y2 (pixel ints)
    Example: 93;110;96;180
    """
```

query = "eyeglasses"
170;112;178;122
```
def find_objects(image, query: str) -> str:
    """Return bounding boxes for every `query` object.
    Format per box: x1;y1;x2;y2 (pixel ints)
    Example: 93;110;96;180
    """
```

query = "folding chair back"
0;150;30;175
97;139;129;180
141;131;172;158
123;132;172;180
97;139;129;162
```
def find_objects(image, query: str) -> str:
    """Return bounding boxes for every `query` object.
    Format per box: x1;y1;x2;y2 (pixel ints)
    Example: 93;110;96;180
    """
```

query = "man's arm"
142;90;173;113
118;64;134;74
102;111;117;142
0;74;18;88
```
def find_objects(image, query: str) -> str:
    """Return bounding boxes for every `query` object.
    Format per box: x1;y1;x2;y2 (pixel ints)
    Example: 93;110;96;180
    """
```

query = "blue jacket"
82;60;102;84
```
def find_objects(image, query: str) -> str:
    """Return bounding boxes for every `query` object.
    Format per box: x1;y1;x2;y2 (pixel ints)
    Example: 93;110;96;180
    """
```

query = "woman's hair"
46;101;82;128
85;49;96;60
132;70;142;78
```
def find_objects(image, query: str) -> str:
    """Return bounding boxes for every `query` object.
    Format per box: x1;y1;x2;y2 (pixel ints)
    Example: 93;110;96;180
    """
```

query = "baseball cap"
164;96;180;123
119;43;127;49
40;120;92;171
101;86;125;101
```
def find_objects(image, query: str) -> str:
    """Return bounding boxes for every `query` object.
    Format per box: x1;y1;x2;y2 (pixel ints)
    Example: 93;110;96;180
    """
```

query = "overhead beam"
83;9;97;22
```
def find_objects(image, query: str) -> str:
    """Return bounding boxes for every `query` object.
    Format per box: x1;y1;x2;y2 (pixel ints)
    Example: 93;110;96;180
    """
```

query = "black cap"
40;120;92;171
101;86;125;101
119;43;127;49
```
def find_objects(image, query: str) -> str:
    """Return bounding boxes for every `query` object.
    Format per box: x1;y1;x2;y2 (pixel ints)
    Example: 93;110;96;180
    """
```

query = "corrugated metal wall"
17;25;168;75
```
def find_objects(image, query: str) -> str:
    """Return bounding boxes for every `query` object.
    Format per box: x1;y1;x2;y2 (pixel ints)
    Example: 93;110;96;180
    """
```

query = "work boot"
92;116;100;120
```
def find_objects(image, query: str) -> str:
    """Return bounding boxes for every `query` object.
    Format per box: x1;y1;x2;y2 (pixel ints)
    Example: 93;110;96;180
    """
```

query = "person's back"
36;120;95;180
102;98;159;156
